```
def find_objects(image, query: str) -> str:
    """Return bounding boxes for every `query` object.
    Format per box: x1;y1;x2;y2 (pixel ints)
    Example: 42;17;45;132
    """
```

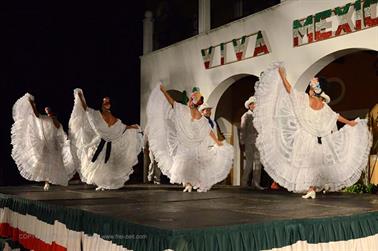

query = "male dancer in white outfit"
240;96;265;190
200;103;225;141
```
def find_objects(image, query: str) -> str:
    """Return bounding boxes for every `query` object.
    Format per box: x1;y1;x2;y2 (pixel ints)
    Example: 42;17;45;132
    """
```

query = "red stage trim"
0;223;67;251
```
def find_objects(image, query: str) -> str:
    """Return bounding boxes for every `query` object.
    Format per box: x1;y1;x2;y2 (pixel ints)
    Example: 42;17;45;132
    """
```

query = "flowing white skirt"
146;86;233;192
254;63;372;193
72;129;143;189
11;94;76;186
69;89;143;189
170;143;234;191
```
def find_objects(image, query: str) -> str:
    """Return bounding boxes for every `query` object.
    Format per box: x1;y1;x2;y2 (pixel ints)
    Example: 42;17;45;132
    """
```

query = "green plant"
344;183;378;194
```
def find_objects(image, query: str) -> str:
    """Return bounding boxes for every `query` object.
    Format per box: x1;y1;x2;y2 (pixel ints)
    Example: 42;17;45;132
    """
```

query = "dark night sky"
0;3;145;185
0;1;283;185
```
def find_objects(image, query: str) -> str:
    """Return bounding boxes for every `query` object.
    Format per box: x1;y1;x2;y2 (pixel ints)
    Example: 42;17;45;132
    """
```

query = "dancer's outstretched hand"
348;120;358;127
160;84;166;92
74;88;83;95
127;124;140;129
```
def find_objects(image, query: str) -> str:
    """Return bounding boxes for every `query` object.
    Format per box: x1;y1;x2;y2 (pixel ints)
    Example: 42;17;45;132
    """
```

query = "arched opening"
295;48;378;93
295;49;377;118
297;49;378;184
207;74;252;114
208;74;259;185
215;75;259;132
316;50;378;117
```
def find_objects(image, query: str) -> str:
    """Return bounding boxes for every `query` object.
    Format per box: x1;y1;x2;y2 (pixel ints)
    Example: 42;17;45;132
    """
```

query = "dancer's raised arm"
28;97;39;117
337;115;357;127
278;67;292;94
160;84;175;108
77;91;88;111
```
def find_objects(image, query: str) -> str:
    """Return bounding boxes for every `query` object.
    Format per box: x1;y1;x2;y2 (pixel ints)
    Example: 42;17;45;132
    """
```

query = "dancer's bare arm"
160;84;175;108
28;98;39;118
78;91;88;111
51;116;61;129
126;124;139;129
338;115;357;127
210;131;223;146
278;67;292;94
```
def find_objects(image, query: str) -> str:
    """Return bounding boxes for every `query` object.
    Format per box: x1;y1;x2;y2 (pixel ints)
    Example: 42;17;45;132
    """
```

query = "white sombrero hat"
200;102;213;111
244;96;256;109
310;80;331;104
319;92;330;104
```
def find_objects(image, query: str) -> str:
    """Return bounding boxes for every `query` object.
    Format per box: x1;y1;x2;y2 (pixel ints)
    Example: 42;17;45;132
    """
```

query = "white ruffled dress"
69;89;143;189
11;93;76;186
254;63;372;193
146;86;233;192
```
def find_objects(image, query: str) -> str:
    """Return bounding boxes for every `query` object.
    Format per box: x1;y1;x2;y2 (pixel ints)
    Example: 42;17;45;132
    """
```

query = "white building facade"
140;0;378;184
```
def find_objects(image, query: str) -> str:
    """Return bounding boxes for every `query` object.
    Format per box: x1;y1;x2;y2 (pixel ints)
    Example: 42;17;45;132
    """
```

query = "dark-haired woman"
253;63;371;199
146;84;233;192
11;93;76;190
69;88;143;190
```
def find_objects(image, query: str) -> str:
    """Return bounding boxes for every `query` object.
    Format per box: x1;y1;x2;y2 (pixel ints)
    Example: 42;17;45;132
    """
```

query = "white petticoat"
146;85;233;192
254;63;372;193
69;89;143;189
11;93;76;186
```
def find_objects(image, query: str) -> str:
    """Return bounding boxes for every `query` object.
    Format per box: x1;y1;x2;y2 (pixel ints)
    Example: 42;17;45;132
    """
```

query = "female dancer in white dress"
69;88;143;190
11;93;76;190
146;84;233;192
253;63;371;199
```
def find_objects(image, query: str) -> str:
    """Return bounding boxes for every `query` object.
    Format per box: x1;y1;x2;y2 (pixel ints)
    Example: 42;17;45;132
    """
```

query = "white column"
232;124;241;186
198;0;211;33
143;10;154;54
142;10;153;183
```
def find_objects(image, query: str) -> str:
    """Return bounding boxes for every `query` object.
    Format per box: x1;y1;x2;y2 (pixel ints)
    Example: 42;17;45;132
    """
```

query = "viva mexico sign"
201;0;377;69
200;30;270;69
293;0;378;46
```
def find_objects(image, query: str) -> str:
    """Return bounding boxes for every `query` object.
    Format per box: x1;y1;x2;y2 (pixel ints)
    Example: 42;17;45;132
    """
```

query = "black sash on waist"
91;139;112;164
